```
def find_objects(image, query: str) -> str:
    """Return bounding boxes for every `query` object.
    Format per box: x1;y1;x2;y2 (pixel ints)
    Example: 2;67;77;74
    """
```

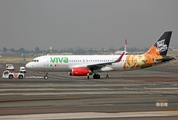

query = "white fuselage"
26;54;146;72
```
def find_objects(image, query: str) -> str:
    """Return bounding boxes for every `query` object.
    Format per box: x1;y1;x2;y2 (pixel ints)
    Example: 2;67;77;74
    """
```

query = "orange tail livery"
124;31;175;69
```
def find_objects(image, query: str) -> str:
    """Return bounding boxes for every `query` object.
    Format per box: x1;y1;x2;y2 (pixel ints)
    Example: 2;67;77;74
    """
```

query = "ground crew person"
87;73;90;79
106;71;109;78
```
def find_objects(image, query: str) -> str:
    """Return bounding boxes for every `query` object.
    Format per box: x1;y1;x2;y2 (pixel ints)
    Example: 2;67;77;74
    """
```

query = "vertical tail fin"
145;31;172;56
124;36;127;52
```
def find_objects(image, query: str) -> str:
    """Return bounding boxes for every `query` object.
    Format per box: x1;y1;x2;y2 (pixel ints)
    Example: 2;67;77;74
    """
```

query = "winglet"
110;52;114;55
116;52;125;62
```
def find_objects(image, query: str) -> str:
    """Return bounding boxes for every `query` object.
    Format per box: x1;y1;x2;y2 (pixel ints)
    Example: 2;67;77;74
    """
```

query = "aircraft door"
44;56;49;66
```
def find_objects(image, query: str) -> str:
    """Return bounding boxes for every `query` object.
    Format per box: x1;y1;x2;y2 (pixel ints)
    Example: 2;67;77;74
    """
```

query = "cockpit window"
32;59;39;62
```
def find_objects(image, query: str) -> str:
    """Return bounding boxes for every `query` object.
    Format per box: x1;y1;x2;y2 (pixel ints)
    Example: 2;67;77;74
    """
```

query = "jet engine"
70;68;90;76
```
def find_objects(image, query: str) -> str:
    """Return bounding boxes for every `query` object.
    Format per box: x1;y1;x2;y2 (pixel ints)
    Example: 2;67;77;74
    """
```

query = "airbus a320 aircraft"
26;31;175;79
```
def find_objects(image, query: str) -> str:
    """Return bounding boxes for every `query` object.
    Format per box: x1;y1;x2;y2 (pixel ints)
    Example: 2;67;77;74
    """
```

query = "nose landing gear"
44;72;48;79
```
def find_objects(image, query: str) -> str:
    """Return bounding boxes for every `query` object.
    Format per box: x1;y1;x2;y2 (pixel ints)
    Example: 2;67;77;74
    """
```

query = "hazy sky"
0;0;177;50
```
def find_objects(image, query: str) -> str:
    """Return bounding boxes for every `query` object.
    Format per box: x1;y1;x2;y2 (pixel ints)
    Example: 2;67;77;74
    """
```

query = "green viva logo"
50;57;68;63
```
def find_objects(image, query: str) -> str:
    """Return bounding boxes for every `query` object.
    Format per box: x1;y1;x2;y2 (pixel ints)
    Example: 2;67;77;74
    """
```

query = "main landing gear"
93;74;100;79
44;72;48;79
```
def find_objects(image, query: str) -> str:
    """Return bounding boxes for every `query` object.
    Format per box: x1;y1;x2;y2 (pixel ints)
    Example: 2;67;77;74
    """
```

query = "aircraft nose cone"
25;62;32;69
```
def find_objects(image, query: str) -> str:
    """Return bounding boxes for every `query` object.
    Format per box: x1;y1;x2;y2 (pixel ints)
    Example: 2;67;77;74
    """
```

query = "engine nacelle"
70;68;90;76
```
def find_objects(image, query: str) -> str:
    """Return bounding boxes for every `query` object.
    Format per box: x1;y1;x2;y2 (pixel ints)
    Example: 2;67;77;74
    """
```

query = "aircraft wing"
70;52;125;70
88;52;124;69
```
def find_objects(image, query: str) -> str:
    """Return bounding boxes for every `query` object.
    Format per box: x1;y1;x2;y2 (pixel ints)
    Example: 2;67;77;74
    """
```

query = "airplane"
110;36;128;55
26;31;175;79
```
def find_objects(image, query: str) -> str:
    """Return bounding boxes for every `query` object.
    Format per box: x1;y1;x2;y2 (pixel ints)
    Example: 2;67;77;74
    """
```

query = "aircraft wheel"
96;74;100;79
93;74;100;79
9;75;13;79
44;72;48;80
18;75;23;79
93;74;96;79
44;76;48;79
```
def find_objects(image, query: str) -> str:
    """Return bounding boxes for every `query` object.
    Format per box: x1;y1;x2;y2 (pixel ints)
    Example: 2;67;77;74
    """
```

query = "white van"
20;67;26;73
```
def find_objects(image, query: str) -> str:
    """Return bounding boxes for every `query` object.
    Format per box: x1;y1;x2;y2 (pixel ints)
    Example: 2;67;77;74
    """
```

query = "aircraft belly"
36;65;69;72
52;65;69;72
110;63;123;71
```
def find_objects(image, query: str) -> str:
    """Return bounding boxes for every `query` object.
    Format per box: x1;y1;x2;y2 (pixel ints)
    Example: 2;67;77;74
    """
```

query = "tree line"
1;46;149;55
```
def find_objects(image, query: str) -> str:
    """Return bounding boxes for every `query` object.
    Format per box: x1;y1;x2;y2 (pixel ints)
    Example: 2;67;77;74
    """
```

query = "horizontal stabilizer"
154;56;175;63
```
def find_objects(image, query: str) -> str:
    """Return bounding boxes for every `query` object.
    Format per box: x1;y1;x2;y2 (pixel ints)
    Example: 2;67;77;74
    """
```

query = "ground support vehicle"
2;70;24;79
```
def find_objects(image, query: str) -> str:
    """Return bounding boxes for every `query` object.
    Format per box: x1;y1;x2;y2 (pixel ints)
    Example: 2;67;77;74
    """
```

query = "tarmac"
0;63;178;120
